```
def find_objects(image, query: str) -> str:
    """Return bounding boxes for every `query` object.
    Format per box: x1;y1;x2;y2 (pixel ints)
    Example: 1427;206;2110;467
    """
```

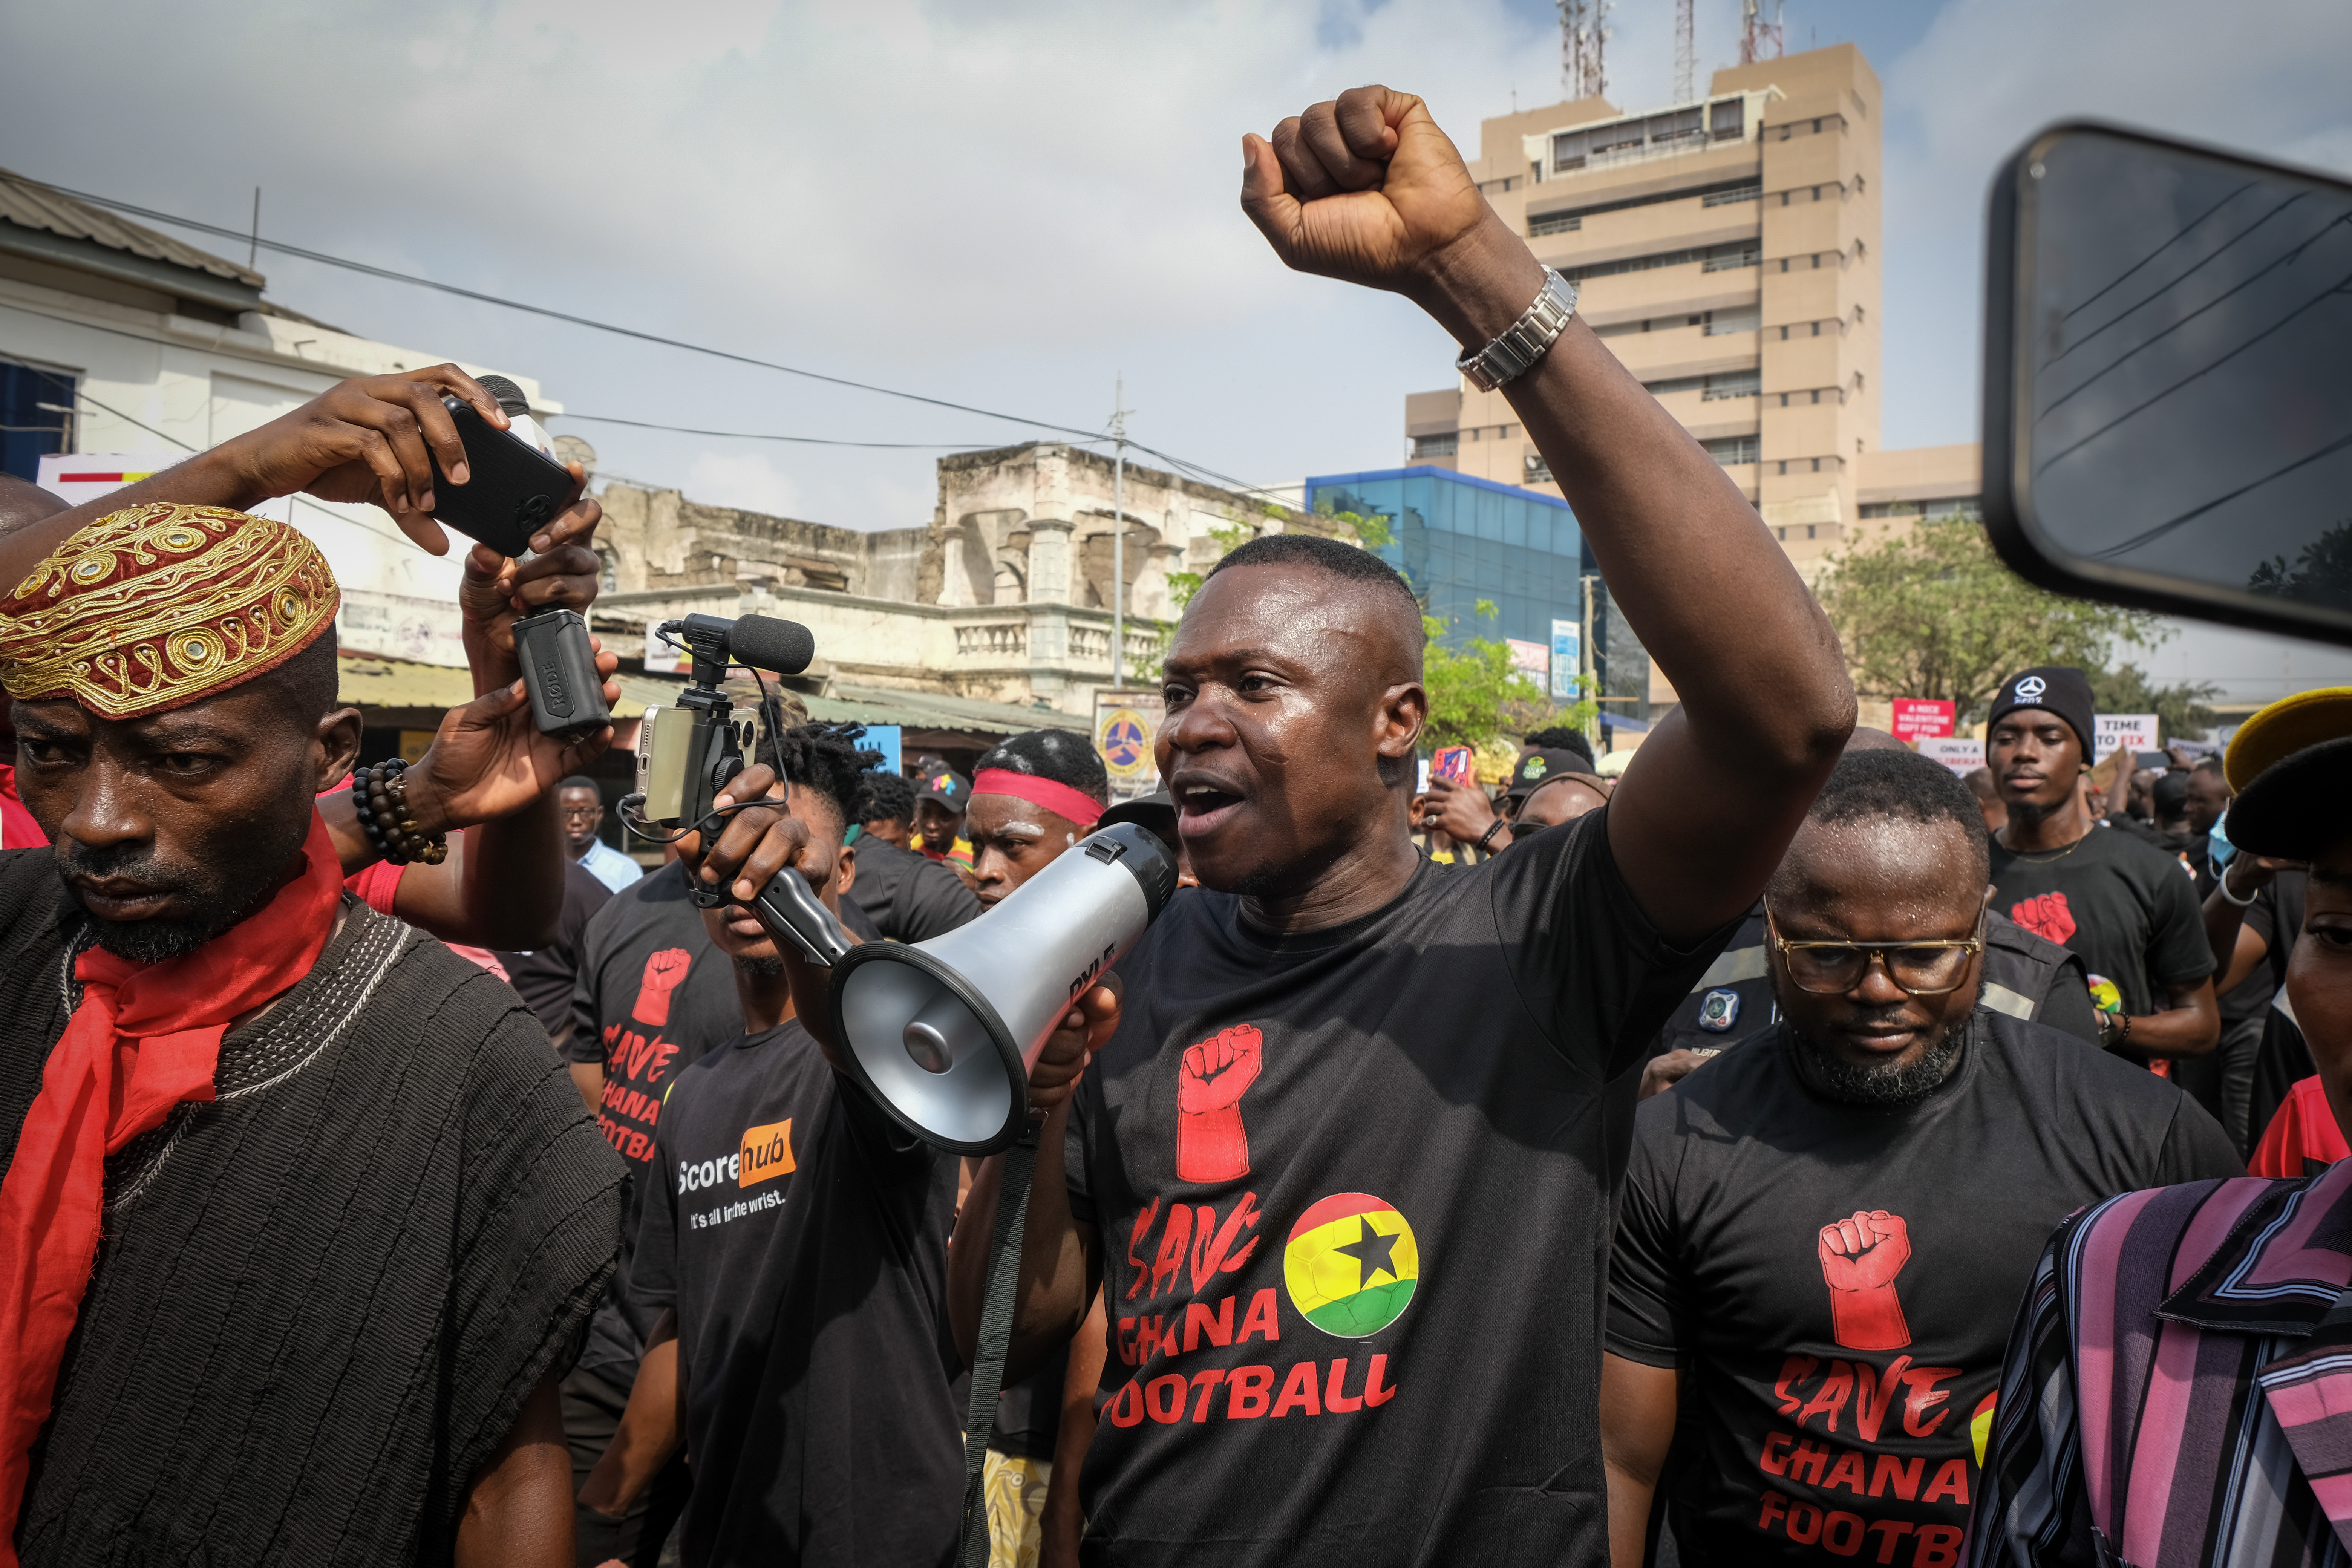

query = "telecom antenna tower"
1674;0;1695;104
1557;0;1610;101
1739;0;1784;64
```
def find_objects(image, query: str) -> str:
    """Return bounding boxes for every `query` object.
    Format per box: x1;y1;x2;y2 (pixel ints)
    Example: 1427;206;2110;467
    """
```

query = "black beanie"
1987;666;2096;759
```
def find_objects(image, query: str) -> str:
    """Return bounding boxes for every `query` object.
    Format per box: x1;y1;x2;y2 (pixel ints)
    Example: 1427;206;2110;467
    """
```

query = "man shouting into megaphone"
697;84;1855;1568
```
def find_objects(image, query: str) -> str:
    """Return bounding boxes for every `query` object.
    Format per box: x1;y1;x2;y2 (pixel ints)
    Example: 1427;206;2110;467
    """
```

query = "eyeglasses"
559;805;603;821
1764;905;1985;997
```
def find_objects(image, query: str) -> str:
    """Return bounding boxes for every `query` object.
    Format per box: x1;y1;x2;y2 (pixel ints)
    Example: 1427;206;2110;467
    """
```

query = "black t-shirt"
568;863;882;1390
1064;809;1724;1568
1611;1012;2240;1564
847;836;983;944
633;1020;962;1568
570;861;755;1392
495;858;614;1047
1988;822;2213;1018
1652;908;2101;1058
568;860;746;1167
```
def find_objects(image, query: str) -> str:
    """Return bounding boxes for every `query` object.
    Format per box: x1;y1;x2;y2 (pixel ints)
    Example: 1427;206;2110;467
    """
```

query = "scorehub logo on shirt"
680;1119;796;1231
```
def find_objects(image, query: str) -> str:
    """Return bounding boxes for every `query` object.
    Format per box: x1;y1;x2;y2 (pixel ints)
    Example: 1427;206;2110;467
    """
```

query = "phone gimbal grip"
750;867;854;969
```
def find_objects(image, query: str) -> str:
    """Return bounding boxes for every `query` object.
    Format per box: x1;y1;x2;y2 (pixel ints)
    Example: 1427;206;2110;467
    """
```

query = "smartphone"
426;395;577;558
1432;746;1475;786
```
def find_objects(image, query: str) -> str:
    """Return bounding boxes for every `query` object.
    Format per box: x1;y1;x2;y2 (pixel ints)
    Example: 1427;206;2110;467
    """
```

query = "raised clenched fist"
1241;86;1489;300
631;947;693;1027
1176;1024;1263;1184
1818;1209;1913;1351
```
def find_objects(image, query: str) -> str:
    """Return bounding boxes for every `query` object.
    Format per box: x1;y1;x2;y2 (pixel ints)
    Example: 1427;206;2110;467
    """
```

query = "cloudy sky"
4;0;2349;693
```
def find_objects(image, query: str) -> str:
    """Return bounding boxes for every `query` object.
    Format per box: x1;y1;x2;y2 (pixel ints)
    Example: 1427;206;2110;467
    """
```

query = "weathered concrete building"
591;441;1333;717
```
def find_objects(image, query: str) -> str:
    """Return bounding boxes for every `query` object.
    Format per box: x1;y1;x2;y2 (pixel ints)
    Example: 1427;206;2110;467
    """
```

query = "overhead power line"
42;181;1301;504
561;411;1109;451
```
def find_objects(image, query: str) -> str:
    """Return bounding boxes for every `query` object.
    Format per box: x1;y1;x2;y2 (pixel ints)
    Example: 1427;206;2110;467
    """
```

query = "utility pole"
1580;573;1600;753
248;187;261;272
1109;375;1132;688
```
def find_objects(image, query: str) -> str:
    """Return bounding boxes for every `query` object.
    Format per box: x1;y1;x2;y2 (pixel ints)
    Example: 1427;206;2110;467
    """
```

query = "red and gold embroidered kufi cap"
0;504;340;719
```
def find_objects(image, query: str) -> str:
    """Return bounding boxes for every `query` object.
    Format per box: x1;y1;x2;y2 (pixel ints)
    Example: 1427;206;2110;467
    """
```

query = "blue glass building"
1302;466;1651;725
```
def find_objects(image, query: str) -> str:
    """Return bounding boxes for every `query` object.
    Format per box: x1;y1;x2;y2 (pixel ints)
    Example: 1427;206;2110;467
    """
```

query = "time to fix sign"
1889;700;1956;744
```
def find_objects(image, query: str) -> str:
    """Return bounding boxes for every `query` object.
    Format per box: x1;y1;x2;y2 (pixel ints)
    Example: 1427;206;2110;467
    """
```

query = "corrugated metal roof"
0;166;264;287
342;655;668;720
823;682;1091;736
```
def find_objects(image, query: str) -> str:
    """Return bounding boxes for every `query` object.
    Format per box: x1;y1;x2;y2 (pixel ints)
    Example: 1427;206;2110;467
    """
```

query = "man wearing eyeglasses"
1599;748;2237;1567
559;775;645;893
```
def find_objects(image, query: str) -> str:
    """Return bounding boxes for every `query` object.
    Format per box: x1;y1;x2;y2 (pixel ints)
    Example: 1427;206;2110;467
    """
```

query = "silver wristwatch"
1455;268;1580;393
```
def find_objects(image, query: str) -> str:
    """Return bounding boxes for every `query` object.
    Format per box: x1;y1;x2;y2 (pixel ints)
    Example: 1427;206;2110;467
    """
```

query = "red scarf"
0;810;344;1559
0;767;43;854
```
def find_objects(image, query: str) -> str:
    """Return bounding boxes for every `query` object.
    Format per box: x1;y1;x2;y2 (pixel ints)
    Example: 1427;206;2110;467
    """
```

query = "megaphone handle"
748;867;854;969
958;1127;1042;1568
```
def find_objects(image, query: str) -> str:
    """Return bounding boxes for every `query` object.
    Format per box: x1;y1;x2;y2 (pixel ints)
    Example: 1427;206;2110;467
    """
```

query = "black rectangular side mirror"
1983;121;2352;645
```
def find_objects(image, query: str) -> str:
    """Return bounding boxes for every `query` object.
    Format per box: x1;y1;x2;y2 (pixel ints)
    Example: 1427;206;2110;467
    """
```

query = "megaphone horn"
828;821;1178;1153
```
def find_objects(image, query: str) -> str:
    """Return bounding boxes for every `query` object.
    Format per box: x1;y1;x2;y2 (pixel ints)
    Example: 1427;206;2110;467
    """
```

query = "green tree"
1816;516;2161;722
2089;663;2220;747
2249;517;2352;611
1421;599;1549;752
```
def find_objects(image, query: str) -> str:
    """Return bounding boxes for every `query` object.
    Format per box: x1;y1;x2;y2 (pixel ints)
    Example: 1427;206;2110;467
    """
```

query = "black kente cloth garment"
0;848;626;1567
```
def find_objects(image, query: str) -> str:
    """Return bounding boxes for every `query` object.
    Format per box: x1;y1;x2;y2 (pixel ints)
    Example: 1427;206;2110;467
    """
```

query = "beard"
58;820;308;965
1785;988;1978;1109
734;952;788;980
2004;793;2066;828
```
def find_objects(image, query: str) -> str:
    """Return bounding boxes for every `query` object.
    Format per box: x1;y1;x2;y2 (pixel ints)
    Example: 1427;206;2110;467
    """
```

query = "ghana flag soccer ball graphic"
1283;1193;1419;1337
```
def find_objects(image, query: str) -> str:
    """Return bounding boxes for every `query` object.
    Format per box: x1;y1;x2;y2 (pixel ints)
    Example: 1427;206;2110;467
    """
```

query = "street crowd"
0;84;2348;1568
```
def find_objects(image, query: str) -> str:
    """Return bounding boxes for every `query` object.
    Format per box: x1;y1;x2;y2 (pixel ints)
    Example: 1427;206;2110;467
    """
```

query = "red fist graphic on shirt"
1819;1209;1913;1351
1176;1024;1262;1183
631;948;694;1027
2008;891;2076;946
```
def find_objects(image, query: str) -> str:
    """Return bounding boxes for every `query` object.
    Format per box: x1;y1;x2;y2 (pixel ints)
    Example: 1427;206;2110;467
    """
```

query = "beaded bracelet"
350;759;449;866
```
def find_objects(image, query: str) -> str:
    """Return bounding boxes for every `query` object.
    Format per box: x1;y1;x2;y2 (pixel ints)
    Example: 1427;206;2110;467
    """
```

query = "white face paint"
1001;818;1046;838
1066;832;1076;846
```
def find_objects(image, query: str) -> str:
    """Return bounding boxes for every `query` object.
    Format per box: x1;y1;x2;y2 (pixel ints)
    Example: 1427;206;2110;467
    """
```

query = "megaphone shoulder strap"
959;1129;1040;1568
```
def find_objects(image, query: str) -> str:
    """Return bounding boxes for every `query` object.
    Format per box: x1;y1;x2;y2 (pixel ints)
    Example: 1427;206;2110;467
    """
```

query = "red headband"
972;768;1104;827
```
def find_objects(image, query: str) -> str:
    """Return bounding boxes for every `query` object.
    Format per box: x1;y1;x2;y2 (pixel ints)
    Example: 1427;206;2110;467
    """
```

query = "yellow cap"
2224;686;2352;794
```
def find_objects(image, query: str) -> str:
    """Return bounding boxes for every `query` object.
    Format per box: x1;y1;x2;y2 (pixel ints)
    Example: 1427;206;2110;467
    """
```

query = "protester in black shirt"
560;720;876;1566
1983;666;2219;1064
496;856;615;1049
580;723;962;1568
687;85;1858;1568
1603;750;2239;1566
847;828;984;944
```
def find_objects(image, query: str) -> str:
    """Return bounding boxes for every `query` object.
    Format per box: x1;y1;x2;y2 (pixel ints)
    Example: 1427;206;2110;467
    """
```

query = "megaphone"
827;821;1177;1153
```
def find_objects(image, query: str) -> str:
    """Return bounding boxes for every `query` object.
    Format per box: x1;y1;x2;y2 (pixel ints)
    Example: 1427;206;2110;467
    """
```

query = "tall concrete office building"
1406;44;1974;585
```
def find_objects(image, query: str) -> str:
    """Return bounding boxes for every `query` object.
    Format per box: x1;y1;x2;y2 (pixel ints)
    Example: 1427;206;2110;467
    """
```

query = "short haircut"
764;722;883;836
1207;532;1421;626
1962;767;1998;801
256;626;341;723
558;775;599;795
2152;772;2191;819
1773;748;1992;894
2192;755;2227;777
975;727;1110;808
1522;727;1596;769
854;770;915;826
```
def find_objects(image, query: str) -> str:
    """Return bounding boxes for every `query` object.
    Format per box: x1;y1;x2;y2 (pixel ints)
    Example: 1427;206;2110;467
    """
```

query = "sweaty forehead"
1776;817;1985;913
1175;563;1421;682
